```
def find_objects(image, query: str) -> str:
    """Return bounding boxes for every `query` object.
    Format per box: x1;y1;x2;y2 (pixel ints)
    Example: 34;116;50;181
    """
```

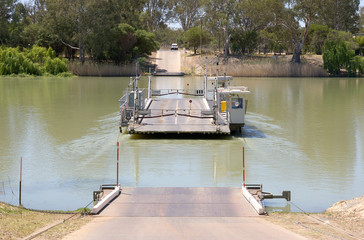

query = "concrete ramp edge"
92;186;121;214
242;186;265;215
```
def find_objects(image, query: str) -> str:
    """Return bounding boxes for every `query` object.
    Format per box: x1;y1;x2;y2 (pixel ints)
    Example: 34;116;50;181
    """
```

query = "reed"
227;62;328;77
203;60;328;77
68;62;137;76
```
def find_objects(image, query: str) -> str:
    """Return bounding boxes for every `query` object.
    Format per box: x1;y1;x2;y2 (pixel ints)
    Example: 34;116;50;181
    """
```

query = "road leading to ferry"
155;49;181;73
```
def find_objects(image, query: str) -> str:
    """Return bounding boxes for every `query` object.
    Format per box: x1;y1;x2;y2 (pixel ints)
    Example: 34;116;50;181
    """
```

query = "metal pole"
243;147;245;188
19;157;22;206
200;17;202;58
148;75;152;99
117;142;119;187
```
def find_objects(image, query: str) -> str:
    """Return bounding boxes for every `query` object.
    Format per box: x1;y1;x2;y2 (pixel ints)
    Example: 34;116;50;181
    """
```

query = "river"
0;76;363;212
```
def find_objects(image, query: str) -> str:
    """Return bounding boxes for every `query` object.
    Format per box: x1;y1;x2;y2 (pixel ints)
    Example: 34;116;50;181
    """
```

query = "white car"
171;43;178;50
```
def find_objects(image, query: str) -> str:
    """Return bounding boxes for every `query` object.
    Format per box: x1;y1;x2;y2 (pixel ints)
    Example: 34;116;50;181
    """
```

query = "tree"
184;26;211;54
356;36;364;55
323;40;354;75
304;24;331;54
230;30;258;55
203;0;237;57
172;0;202;31
316;0;359;33
259;26;291;54
274;0;323;63
142;0;173;32
0;0;16;45
360;7;364;32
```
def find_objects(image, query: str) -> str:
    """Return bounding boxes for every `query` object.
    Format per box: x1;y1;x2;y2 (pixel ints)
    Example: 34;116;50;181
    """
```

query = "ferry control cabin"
119;75;250;135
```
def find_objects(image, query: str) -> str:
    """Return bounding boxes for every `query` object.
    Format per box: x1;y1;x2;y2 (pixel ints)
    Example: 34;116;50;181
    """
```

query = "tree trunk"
291;43;301;63
290;19;311;64
224;34;231;58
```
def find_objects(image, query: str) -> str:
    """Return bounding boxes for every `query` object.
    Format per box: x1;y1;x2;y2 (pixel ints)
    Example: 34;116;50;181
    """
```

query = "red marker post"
117;142;119;187
242;146;245;188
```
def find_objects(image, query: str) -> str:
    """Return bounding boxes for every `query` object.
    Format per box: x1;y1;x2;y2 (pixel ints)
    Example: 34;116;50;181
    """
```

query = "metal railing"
151;89;204;97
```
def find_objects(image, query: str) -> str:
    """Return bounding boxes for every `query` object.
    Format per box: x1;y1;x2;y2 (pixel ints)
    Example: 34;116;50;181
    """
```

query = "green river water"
0;76;363;212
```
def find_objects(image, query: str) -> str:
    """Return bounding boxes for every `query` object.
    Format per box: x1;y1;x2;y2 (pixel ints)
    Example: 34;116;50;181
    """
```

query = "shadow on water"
234;125;266;138
127;124;266;140
129;133;234;140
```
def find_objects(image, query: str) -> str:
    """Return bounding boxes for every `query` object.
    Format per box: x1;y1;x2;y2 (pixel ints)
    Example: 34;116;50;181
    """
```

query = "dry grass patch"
181;52;328;77
267;212;363;240
0;203;92;240
267;196;364;240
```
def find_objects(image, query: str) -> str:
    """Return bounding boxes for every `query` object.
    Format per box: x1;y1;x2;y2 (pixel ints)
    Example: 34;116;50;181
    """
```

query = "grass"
0;202;92;240
182;52;329;77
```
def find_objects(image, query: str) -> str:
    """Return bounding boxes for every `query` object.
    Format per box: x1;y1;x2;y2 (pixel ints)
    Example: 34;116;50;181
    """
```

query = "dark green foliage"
305;24;331;54
347;56;364;76
231;30;258;55
355;36;364;55
184;27;211;55
0;45;69;75
87;23;159;63
323;40;355;75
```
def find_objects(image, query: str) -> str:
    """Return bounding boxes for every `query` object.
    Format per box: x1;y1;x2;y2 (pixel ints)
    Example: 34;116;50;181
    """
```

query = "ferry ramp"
64;187;306;240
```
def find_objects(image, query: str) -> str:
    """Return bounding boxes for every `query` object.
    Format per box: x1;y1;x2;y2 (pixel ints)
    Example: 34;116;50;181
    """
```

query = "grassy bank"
267;195;364;239
0;202;91;240
181;52;329;77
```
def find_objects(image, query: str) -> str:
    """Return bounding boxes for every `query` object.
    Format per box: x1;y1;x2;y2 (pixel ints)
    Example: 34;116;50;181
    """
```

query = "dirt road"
155;49;181;72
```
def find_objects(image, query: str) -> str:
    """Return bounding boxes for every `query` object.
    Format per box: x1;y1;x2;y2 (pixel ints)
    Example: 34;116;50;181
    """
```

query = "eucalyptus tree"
172;0;202;31
114;0;146;29
142;0;173;32
316;0;359;33
360;7;364;32
230;0;278;55
273;0;324;63
25;0;46;24
0;0;16;44
8;2;28;47
203;0;237;57
41;0;82;59
184;26;211;54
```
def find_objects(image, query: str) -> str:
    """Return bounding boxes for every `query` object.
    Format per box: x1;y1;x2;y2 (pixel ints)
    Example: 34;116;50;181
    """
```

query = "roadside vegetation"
1;0;364;77
0;202;92;240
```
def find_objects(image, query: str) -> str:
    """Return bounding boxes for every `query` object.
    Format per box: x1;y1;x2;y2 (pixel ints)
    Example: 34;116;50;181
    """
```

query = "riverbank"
180;50;329;77
1;196;363;239
0;202;92;240
267;195;364;239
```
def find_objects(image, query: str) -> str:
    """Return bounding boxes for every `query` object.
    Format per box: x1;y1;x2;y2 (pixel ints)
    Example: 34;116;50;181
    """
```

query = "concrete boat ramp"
65;187;305;240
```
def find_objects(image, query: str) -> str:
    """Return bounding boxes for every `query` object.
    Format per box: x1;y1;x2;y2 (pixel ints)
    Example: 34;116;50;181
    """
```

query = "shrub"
0;45;69;76
323;40;354;75
347;56;364;77
44;57;69;75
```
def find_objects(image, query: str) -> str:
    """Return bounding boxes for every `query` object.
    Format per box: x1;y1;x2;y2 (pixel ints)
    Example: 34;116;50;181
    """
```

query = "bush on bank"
0;45;70;76
323;40;364;77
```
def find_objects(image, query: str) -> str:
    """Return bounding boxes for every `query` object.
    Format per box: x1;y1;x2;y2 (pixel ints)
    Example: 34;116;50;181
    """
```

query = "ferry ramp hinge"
262;191;291;201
